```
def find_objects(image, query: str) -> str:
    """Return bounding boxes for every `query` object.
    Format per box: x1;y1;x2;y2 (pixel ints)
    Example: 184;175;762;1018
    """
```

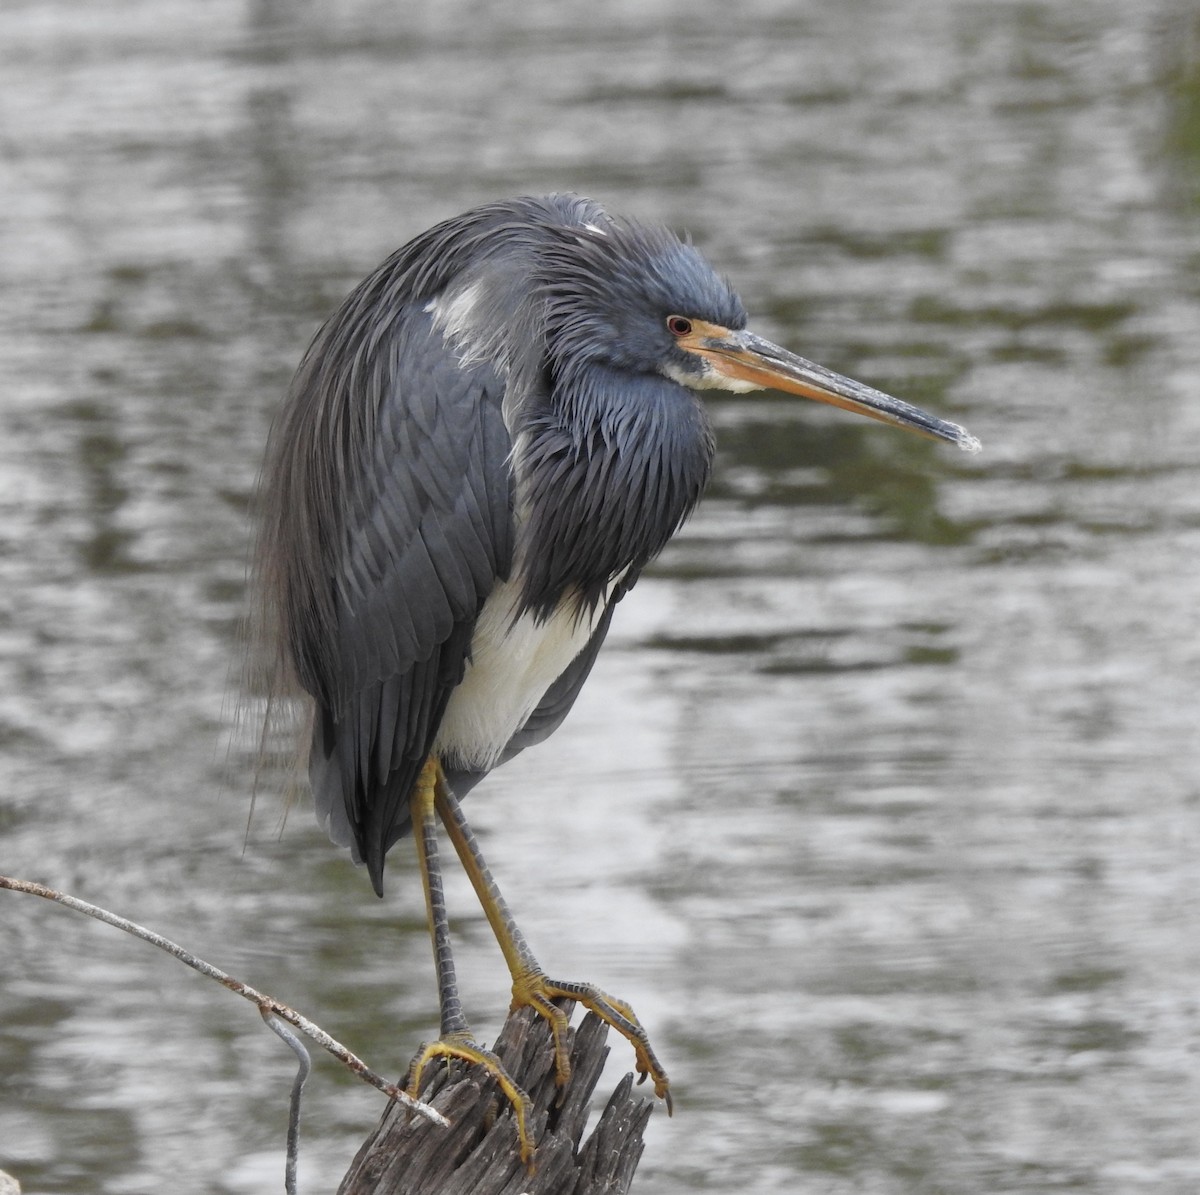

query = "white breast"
426;285;608;774
433;575;604;772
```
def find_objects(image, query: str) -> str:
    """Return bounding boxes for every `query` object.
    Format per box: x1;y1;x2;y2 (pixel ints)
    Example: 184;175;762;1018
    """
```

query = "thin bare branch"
263;1010;312;1195
0;874;448;1128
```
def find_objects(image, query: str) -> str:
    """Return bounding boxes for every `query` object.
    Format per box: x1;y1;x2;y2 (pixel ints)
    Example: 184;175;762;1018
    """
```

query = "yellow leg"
407;758;535;1166
433;768;673;1113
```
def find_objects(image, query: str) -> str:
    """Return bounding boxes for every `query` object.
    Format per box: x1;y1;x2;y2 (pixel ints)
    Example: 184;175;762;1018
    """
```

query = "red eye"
667;315;693;337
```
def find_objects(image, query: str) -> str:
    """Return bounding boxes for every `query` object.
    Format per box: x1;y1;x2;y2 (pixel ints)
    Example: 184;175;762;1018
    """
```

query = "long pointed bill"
686;324;981;453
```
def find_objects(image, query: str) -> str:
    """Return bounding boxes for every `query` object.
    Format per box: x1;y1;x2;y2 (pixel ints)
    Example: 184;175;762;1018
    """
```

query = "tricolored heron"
256;194;979;1161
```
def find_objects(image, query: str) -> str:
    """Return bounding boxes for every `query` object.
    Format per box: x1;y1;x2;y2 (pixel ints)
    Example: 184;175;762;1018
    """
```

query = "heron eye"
667;315;693;337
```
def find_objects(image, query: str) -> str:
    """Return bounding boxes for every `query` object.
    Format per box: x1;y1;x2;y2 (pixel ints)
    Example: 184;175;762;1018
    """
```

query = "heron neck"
513;367;714;622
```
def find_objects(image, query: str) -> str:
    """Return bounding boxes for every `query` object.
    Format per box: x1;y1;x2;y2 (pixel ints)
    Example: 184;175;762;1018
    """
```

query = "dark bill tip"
705;330;982;454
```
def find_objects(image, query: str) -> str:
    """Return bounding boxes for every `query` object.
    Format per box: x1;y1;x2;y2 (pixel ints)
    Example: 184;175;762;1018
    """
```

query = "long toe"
406;1032;537;1167
511;972;672;1110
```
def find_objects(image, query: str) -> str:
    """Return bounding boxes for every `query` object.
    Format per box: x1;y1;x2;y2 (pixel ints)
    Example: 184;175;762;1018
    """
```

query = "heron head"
538;218;744;383
538;213;979;453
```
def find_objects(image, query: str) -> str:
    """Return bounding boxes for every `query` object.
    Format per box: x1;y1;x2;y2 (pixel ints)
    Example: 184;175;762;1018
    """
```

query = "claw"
406;1033;536;1169
510;972;672;1112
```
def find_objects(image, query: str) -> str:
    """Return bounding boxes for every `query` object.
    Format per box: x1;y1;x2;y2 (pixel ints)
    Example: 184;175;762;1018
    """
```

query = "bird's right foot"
511;970;672;1113
405;1031;535;1167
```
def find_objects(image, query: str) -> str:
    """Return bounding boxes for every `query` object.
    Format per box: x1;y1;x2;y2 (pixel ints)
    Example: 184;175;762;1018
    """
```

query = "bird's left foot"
405;1031;536;1166
511;970;673;1113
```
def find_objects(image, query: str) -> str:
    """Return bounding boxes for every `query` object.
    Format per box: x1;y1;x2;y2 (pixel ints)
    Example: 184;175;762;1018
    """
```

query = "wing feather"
259;299;514;894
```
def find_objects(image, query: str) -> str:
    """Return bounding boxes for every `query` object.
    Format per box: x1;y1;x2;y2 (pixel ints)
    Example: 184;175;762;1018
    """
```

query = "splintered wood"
338;1003;654;1195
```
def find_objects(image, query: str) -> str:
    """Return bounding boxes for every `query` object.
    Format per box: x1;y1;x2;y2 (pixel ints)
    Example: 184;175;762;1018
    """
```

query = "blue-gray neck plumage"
513;363;715;621
507;204;742;620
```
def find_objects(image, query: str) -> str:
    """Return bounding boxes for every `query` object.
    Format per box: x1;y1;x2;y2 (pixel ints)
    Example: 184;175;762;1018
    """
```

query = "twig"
263;1011;313;1195
0;875;447;1129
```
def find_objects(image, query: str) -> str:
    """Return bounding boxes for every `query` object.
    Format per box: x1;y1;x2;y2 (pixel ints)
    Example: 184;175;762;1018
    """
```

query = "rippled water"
2;2;1199;1192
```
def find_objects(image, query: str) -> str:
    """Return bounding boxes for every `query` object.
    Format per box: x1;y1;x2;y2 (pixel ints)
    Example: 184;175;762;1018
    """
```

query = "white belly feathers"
433;575;604;772
426;273;613;774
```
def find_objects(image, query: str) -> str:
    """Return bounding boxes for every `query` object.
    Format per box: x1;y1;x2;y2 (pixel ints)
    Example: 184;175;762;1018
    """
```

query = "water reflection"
1;2;1199;1193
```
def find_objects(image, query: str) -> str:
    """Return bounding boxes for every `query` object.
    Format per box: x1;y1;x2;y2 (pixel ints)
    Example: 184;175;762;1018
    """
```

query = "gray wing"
265;300;514;895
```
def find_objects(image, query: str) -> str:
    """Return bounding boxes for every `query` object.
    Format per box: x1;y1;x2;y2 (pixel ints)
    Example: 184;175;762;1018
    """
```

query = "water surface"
2;2;1199;1192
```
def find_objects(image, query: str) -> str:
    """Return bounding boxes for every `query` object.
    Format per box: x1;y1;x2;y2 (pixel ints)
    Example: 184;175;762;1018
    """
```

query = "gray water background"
2;1;1199;1192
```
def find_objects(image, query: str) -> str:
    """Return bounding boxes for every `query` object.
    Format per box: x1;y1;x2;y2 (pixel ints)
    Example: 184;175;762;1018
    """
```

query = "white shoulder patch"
428;282;484;341
426;281;507;371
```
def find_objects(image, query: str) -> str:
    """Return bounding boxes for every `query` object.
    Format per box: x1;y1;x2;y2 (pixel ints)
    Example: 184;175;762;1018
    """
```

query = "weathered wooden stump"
338;1002;654;1195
